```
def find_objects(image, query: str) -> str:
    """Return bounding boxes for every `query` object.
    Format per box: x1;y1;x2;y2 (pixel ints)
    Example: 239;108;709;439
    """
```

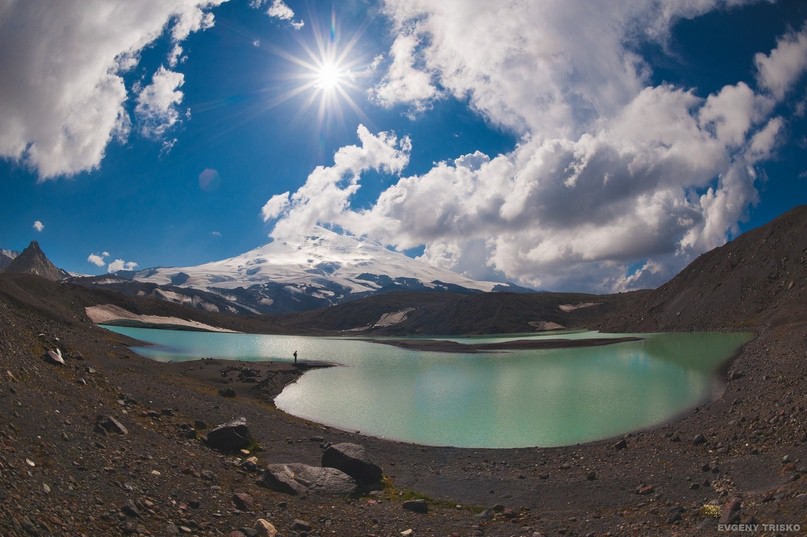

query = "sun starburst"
263;9;370;131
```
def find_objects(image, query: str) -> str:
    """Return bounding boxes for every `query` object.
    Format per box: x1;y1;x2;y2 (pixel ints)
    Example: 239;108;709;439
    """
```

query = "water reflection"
105;326;752;448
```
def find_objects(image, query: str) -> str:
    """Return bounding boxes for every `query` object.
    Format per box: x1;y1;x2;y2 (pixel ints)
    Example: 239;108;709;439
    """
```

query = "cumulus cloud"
87;253;107;267
88;251;136;272
108;259;139;273
755;24;807;100
32;220;44;232
266;1;807;292
251;0;304;30
261;124;411;239
135;66;186;140
370;33;441;113
0;0;226;180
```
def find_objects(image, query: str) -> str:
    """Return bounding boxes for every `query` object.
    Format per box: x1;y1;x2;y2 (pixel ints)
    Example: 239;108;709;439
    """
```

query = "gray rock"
205;418;254;451
232;492;254;511
403;499;429;513
321;443;383;486
46;348;65;366
95;415;128;435
260;463;358;496
254;519;277;537
291;519;312;532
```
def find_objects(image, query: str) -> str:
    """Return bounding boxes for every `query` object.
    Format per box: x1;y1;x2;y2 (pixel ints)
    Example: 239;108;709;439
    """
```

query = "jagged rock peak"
5;241;67;281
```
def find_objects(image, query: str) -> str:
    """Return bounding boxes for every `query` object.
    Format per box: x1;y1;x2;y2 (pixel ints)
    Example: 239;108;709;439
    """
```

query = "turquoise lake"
105;326;752;448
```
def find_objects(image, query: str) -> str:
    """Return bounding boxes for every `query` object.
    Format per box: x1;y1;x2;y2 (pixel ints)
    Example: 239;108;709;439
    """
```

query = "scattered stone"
229;532;247;537
322;443;383;486
291;519;312;532
693;434;706;446
232;492;254;511
260;463;358;496
121;500;141;518
403;499;429;514
667;505;684;524
241;456;259;472
254;518;277;537
586;471;597;481
46;348;65;365
205;418;254;451
719;499;741;524
636;484;654;495
401;530;414;537
613;439;627;450
95;415;128;435
219;387;237;398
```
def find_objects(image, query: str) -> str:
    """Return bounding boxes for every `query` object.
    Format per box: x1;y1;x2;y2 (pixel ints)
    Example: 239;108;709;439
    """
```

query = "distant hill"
3;241;69;281
603;205;807;331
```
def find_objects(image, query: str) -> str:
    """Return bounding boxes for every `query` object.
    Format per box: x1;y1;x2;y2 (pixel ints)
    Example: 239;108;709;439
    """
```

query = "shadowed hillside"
602;205;807;331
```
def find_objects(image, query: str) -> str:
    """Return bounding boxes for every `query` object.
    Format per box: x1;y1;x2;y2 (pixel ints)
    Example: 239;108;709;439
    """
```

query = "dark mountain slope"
4;240;68;281
280;289;643;335
0;273;294;334
603;205;807;331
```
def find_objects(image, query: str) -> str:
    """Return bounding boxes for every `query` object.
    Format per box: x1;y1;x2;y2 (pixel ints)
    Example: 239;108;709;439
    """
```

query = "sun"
314;61;344;93
262;10;371;130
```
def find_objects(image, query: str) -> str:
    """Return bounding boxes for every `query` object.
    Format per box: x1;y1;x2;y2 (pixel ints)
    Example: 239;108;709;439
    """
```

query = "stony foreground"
1;286;806;536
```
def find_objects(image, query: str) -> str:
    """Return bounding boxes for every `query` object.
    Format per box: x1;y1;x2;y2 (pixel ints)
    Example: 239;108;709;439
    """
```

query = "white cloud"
0;0;226;180
370;33;441;113
88;251;137;272
264;1;807;292
108;259;139;273
251;0;304;29
32;220;44;232
87;253;107;267
261;124;411;239
135;66;186;140
755;24;807;100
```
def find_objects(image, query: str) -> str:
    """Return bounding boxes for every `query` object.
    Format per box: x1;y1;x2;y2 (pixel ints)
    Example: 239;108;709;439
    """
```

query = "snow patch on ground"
558;302;600;313
85;304;237;333
373;308;415;328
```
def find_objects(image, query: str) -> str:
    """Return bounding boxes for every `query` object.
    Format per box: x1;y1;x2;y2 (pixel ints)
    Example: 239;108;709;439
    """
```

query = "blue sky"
1;0;806;292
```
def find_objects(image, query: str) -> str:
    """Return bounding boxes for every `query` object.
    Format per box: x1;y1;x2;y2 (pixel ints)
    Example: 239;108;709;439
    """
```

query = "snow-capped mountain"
0;248;19;271
103;227;522;314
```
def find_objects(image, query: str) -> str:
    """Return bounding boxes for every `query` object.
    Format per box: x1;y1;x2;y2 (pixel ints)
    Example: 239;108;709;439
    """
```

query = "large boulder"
260;463;358;496
205;417;254;451
321;443;383;486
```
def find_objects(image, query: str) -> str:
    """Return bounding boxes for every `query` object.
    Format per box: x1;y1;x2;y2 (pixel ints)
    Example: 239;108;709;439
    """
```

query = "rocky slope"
602;205;807;331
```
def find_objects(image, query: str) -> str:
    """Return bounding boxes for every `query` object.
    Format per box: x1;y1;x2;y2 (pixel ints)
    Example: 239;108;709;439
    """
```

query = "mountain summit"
111;227;521;314
4;241;68;281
